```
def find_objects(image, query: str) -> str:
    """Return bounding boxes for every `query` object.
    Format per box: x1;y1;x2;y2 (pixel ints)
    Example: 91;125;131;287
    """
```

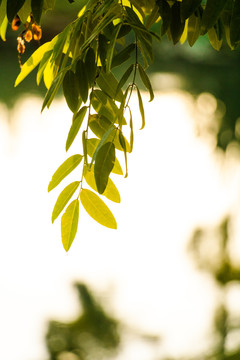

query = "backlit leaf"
94;141;115;194
48;154;83;192
80;189;117;229
41;69;66;112
66;106;87;151
52;181;80;223
136;86;145;129
97;71;123;103
61;199;79;252
83;166;120;203
15;41;53;87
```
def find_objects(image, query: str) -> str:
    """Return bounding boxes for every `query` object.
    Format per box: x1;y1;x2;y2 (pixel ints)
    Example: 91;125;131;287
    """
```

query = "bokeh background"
1;2;240;360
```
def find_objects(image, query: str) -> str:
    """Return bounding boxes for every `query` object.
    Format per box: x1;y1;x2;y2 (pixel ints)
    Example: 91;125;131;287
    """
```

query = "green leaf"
83;166;120;203
129;107;134;152
138;64;154;102
136;86;145;130
80;189;117;229
52;181;80;223
61;199;79;252
201;0;226;35
82;130;89;170
187;9;201;47
31;0;44;23
76;59;89;103
111;43;135;68
91;89;119;122
7;0;25;22
87;138;123;175
156;0;171;35
115;64;134;99
63;70;81;113
43;0;55;12
17;0;31;23
94;141;115;194
170;1;185;45
230;0;240;47
118;131;128;178
106;22;121;72
15;41;52;87
208;20;223;51
90;125;115;167
41;69;66;112
48;154;83;192
181;0;202;21
85;47;97;88
97;71;123;103
36;50;52;85
89;114;130;152
66;106;87;151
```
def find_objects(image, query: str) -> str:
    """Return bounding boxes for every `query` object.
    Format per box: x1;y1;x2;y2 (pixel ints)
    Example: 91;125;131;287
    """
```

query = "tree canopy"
1;0;240;251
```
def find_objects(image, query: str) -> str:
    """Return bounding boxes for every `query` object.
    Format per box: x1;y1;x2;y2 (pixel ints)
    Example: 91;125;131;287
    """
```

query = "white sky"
0;90;240;360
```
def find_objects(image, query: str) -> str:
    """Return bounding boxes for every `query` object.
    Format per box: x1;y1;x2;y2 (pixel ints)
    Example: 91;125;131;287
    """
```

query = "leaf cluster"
3;0;240;250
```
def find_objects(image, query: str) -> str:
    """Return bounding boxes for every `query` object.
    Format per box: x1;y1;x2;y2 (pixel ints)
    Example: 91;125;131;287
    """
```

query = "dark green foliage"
7;0;25;22
31;0;44;23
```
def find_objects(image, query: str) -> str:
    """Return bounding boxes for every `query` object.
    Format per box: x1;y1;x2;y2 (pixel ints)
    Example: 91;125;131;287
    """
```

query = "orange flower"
24;29;33;42
12;15;21;31
32;23;42;41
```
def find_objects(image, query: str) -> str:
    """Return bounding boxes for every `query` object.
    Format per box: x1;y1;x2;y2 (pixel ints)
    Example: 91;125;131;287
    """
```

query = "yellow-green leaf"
52;181;80;223
80;189;117;229
83;166;120;203
138;63;154;102
48;154;83;192
61;199;79;252
66;106;87;151
136;86;145;129
15;39;57;87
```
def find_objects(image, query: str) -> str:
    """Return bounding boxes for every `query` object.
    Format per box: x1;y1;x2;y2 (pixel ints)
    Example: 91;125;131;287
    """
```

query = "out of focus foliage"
46;283;120;360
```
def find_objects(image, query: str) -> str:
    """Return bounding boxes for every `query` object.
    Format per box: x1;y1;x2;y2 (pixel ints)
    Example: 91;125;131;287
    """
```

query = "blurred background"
0;2;240;360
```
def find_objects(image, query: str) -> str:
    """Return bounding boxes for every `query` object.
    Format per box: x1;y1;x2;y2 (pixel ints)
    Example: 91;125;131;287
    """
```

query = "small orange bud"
24;29;33;42
12;15;21;31
32;23;42;41
17;37;25;54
